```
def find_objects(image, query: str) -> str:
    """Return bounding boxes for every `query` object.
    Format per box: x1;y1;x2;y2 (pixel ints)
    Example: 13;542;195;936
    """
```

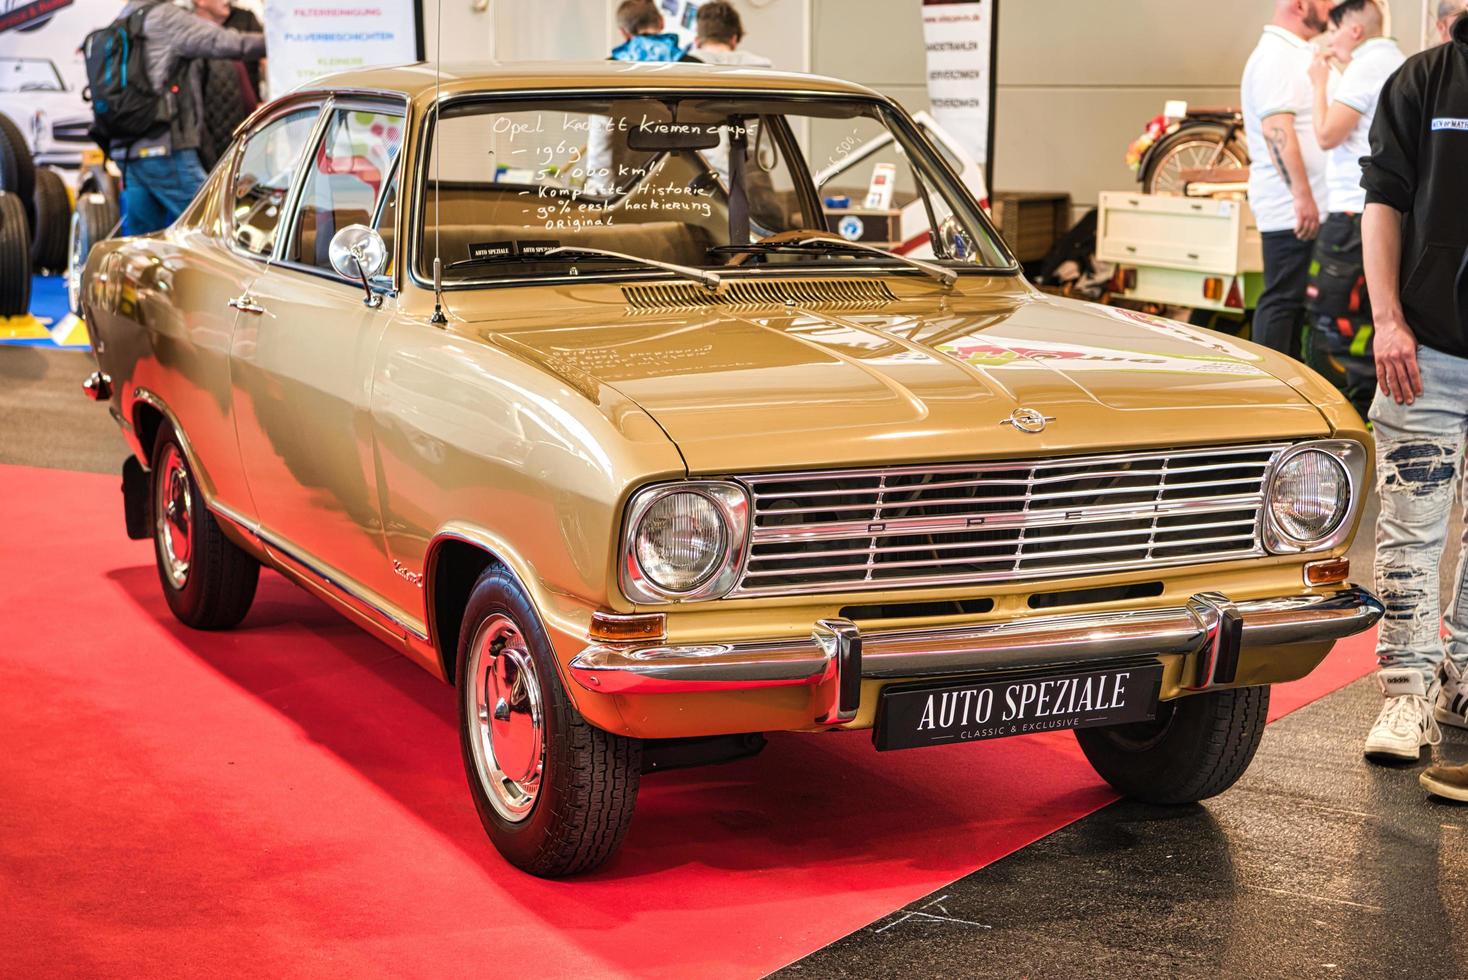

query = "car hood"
476;288;1331;473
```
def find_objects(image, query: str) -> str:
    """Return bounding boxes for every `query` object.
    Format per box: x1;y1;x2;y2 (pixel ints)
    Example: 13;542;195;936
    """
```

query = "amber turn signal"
1304;557;1350;587
1202;276;1224;302
589;611;666;643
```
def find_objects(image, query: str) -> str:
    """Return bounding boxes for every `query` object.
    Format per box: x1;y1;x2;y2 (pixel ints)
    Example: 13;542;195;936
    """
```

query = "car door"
230;98;409;617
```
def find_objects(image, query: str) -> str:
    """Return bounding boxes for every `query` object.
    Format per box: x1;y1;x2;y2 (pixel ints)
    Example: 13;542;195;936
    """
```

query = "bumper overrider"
568;587;1383;726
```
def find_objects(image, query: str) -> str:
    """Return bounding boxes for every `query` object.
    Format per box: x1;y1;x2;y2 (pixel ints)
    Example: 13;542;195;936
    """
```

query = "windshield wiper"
542;246;722;291
710;235;957;288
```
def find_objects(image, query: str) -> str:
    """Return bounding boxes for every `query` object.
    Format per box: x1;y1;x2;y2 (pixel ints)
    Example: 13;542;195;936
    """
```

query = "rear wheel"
31;166;69;272
150;427;259;629
456;566;641;877
1141;125;1248;196
1075;685;1269;803
0;190;32;317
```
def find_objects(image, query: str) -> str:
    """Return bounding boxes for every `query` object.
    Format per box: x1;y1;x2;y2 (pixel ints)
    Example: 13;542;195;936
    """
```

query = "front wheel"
1075;685;1269;803
456;566;641;877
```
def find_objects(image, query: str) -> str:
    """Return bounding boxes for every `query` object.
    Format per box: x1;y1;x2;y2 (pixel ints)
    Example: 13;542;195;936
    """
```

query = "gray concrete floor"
0;347;127;474
4;342;1466;978
778;679;1468;978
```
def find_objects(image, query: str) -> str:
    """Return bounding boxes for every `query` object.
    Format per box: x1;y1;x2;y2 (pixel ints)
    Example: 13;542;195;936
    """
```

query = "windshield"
0;58;65;93
417;93;1011;284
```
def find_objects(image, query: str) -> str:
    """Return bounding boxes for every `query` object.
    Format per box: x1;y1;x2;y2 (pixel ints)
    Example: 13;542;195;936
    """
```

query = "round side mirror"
328;224;387;280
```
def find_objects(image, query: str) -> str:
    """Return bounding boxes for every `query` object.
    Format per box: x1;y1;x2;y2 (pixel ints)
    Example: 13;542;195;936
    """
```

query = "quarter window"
289;107;405;272
231;107;319;257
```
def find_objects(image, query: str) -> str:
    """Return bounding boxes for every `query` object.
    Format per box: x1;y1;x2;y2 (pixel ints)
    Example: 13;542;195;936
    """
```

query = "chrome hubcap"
466;614;544;822
154;444;193;589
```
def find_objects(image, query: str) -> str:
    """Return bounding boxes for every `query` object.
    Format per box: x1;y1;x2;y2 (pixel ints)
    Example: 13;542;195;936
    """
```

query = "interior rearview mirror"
626;119;723;152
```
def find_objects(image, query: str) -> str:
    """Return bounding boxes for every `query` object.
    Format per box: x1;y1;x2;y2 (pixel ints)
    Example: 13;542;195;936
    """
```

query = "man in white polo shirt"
1241;0;1334;358
1304;0;1405;419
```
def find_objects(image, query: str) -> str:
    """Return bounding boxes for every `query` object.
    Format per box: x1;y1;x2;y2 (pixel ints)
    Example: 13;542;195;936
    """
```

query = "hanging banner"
922;0;997;185
264;2;424;96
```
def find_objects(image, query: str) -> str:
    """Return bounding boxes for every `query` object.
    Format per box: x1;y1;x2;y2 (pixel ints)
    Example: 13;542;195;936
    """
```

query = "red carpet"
0;464;1377;978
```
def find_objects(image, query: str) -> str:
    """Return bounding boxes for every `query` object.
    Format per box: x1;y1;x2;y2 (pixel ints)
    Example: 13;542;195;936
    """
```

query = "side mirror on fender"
327;225;388;308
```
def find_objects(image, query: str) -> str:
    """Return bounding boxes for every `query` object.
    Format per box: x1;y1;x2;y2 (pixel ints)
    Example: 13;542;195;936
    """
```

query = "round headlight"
1269;449;1349;543
633;491;729;593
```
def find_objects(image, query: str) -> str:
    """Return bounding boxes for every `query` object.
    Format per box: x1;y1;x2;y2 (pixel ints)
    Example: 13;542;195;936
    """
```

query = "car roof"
297;60;885;104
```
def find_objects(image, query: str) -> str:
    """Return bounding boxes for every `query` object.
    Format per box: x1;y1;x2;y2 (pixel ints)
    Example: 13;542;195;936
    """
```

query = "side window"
231;107;319;256
373;168;398;276
289;107;405;272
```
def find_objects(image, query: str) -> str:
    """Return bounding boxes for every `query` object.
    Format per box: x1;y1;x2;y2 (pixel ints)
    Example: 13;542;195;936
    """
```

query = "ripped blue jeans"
1369;344;1468;682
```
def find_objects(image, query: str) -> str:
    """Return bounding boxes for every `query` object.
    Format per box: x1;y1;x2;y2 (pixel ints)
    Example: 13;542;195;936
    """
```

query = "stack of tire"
70;165;122;317
0;115;33;317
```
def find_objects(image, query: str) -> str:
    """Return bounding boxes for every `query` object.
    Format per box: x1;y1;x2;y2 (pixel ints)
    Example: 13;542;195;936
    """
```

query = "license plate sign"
874;662;1165;751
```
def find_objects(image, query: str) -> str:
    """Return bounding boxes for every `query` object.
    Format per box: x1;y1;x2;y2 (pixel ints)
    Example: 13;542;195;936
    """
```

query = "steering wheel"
722;228;844;266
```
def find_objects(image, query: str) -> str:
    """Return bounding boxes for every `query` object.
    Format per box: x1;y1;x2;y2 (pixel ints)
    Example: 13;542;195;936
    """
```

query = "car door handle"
228;295;266;315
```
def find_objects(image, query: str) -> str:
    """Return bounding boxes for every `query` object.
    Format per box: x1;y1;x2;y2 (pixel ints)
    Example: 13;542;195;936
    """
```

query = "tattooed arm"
1262;113;1320;239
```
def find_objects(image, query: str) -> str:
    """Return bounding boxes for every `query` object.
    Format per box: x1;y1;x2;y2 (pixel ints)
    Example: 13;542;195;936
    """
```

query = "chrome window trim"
224;96;330;266
724;442;1295;599
276;95;410;280
406;87;1017;294
1260;438;1367;555
619;481;752;604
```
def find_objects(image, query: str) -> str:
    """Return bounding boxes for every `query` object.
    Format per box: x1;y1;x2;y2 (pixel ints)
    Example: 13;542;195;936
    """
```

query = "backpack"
82;9;168;146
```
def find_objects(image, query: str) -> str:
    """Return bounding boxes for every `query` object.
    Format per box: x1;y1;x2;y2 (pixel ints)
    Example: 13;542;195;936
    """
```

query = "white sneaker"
1364;669;1442;761
1434;658;1468;730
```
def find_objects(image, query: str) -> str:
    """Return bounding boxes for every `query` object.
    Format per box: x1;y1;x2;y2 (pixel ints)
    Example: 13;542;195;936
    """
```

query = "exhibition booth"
1;1;1465;976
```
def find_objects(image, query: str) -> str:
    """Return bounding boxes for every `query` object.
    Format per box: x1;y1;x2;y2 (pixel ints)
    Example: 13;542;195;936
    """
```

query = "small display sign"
874;661;1164;751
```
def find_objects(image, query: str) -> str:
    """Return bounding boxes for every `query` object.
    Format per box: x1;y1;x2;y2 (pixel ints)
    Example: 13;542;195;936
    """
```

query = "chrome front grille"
732;443;1287;597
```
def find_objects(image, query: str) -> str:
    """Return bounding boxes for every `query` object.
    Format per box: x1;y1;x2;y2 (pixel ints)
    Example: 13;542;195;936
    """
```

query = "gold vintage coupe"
78;62;1382;877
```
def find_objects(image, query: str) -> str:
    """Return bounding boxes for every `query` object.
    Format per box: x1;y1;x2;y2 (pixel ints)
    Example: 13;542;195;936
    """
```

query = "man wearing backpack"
89;0;264;235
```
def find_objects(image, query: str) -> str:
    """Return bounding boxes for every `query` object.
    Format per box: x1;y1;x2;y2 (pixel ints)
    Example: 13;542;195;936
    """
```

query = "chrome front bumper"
568;588;1383;725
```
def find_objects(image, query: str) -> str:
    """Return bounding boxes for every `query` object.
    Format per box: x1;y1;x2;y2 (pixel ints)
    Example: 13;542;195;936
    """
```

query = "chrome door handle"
228;295;266;314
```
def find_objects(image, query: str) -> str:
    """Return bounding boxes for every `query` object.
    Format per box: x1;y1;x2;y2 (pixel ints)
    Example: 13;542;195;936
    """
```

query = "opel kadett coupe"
79;62;1383;877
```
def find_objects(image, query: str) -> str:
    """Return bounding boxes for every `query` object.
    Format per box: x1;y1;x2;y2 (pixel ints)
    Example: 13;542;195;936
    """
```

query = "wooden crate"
990;191;1072;264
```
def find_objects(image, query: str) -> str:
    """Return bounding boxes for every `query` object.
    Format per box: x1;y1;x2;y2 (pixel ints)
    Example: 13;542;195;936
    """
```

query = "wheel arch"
424;529;551;688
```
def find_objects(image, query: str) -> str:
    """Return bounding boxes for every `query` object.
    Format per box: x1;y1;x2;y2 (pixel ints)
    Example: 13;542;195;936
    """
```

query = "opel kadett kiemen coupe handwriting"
78;62;1383;877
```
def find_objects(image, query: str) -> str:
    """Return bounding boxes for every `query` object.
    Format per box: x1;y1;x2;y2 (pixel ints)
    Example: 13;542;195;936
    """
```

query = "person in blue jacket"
611;0;696;62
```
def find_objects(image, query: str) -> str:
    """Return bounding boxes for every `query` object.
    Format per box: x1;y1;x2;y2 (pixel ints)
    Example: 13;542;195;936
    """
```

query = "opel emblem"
1001;407;1055;433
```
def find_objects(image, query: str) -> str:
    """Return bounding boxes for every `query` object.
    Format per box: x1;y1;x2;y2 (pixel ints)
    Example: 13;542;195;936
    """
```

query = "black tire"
1075;685;1269;804
78;164;120;216
149;426;259;630
68;193;116;315
31;167;70;272
1141;124;1248;196
455;565;641;877
0;113;36;231
0;190;32;317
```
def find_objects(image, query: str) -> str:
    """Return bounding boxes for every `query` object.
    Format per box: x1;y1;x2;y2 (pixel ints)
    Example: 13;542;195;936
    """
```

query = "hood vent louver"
622;279;897;312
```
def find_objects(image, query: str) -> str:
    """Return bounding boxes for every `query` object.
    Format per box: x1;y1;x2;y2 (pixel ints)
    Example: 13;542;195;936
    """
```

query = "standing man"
1241;0;1334;358
192;0;263;170
107;0;265;235
1356;14;1468;787
691;2;773;67
1434;0;1468;44
1303;0;1404;418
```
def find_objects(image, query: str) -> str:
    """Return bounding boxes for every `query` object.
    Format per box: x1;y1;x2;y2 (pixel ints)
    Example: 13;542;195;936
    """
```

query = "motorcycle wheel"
1141;124;1248;196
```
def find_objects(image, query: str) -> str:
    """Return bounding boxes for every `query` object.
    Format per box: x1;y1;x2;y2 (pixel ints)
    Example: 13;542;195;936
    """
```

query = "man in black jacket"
1357;14;1468;776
